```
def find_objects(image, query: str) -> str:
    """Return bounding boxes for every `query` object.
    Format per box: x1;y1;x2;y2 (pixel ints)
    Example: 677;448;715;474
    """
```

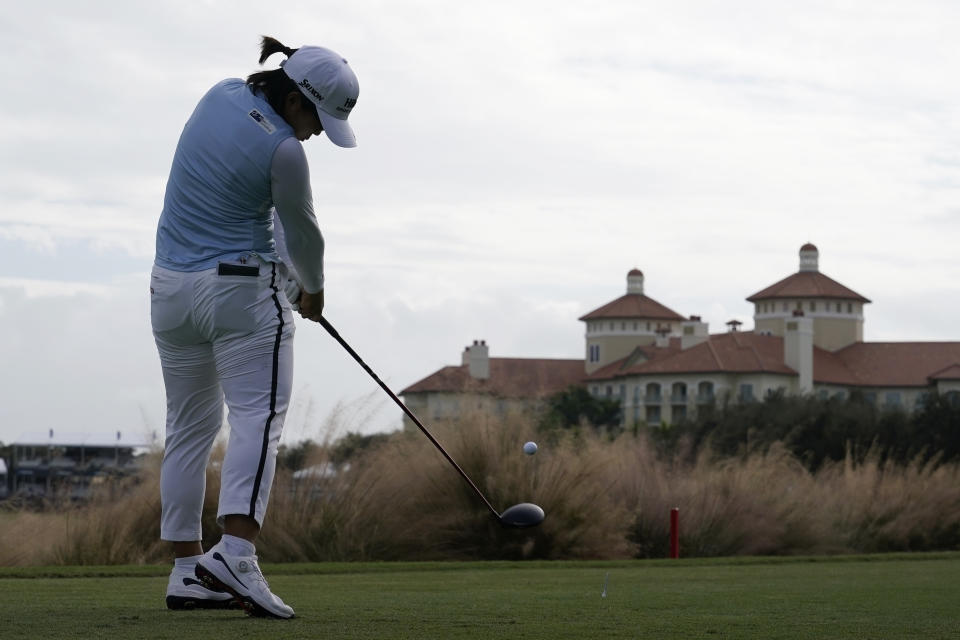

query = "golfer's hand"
298;289;324;322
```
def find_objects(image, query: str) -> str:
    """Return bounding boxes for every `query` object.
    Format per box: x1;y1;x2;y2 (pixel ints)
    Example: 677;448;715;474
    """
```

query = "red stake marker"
670;507;680;559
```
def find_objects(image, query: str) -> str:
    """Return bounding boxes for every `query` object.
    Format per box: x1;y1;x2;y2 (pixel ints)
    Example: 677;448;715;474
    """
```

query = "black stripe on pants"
249;263;284;519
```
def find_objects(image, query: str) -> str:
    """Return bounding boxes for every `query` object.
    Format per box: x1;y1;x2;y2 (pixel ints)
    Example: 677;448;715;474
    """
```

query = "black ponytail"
258;36;298;64
247;36;316;118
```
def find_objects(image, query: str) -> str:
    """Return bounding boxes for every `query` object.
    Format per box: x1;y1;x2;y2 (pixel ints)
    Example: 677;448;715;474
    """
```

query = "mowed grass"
0;554;958;639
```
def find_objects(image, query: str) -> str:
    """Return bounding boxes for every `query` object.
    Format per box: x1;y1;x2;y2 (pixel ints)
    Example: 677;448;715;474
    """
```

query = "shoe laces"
248;556;269;587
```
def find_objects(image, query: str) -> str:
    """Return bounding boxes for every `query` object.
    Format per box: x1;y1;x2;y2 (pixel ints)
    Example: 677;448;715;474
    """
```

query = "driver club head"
498;502;545;529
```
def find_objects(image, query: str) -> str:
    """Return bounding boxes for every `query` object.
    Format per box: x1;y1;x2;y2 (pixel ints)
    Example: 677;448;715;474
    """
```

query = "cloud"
0;0;958;445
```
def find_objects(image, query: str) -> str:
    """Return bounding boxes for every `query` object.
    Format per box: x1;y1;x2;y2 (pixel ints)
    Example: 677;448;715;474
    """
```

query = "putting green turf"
0;555;957;639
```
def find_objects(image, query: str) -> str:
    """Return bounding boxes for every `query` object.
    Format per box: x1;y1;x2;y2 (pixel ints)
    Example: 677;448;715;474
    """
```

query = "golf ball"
523;441;538;455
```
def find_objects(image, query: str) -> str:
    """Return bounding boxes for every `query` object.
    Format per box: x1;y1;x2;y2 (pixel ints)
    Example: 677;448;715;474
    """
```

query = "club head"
498;502;545;529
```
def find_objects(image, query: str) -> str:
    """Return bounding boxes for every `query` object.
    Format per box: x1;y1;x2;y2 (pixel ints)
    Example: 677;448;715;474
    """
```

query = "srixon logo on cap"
298;78;324;102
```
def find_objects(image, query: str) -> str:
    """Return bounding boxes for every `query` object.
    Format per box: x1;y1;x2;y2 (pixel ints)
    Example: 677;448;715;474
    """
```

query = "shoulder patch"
248;109;277;134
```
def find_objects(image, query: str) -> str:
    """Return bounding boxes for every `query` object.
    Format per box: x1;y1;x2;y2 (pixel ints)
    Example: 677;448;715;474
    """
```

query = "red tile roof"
579;294;686;321
930;364;960;381
831;342;960;387
401;358;585;398
747;271;870;303
587;332;796;380
586;333;960;389
586;339;682;379
403;337;960;396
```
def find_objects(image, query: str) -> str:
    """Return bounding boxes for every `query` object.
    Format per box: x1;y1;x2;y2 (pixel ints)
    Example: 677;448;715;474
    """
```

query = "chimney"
465;340;490;380
681;315;709;350
784;310;813;393
655;326;671;348
726;319;742;333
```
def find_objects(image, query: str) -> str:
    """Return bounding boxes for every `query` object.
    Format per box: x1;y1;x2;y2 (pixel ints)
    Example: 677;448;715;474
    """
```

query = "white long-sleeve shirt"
271;136;324;294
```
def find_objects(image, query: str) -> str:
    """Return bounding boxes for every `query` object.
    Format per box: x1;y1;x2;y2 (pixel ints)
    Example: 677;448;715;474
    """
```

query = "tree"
539;386;621;433
329;431;390;465
276;439;319;471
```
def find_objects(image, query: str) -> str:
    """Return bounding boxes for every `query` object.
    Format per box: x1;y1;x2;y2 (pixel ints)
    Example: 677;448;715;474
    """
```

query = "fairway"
0;555;957;639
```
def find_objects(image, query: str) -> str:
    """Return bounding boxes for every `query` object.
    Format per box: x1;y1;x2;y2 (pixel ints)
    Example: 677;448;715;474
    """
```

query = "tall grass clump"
260;408;631;561
47;453;167;565
621;442;832;557
818;451;960;552
0;507;64;565
2;410;960;565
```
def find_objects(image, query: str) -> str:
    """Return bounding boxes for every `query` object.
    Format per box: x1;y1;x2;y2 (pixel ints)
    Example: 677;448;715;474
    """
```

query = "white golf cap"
282;46;359;148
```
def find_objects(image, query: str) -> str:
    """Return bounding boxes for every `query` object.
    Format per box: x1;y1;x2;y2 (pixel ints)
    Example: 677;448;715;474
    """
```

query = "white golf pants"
151;257;295;542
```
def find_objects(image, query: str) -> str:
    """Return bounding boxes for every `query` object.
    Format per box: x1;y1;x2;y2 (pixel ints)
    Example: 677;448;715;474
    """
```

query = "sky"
1;0;957;447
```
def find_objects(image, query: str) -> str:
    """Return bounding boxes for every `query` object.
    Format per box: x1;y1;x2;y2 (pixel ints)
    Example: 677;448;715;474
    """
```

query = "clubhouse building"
401;244;960;427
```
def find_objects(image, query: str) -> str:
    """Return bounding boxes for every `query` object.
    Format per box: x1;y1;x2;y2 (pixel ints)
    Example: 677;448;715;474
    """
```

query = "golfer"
151;36;358;618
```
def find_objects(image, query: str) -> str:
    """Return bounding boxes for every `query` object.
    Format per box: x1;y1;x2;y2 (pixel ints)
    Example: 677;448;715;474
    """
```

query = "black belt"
217;263;260;277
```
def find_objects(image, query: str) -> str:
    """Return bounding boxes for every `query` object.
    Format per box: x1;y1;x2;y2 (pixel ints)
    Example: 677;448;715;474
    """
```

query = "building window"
796;301;802;310
672;404;687;421
836;302;842;313
646;322;651;331
915;392;928;409
697;381;714;403
672;382;687;403
783;302;788;311
810;301;816;311
645;383;661;403
621;322;626;331
739;384;754;402
885;392;901;406
605;385;613;397
646;405;661;425
848;303;853;313
633;322;638;331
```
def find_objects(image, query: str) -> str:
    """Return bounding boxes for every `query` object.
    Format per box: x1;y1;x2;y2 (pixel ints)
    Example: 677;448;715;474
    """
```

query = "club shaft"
318;316;501;519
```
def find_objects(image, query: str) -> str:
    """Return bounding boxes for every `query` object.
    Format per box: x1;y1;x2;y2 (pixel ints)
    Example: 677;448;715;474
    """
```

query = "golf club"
318;315;545;529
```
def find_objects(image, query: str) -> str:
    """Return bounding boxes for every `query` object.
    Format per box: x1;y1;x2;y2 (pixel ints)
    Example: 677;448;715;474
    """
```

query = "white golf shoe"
195;542;295;619
165;562;236;610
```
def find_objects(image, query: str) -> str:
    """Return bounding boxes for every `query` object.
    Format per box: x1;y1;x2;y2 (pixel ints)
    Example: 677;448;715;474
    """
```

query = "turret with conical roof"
580;269;686;374
748;243;870;351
